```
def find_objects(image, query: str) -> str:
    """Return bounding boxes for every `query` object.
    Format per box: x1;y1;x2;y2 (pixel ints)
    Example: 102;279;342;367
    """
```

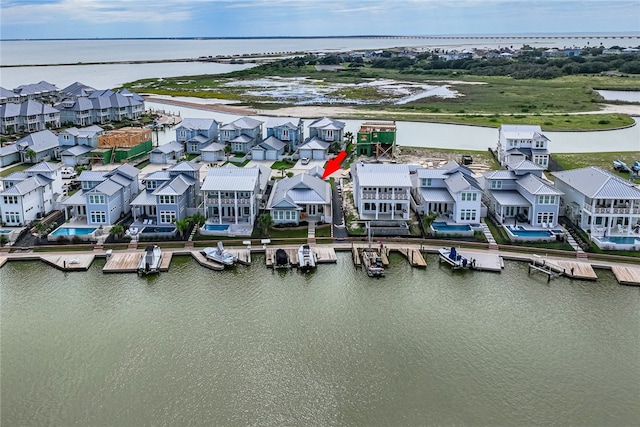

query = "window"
491;180;502;189
160;210;176;224
88;194;105;204
159;195;175;204
282;129;289;140
538;195;556;204
460;209;477;221
462;192;477;201
325;130;334;141
146;181;157;190
90;211;106;223
4;212;20;224
536;212;555;224
3;196;18;204
244;207;250;216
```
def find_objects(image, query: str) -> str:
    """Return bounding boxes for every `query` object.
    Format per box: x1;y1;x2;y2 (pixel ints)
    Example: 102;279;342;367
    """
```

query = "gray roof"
143;171;172;182
484;170;516;180
108;173;133;187
0;175;51;196
61;82;96;97
489;190;531;206
445;171;482;193
552;167;640;199
61;145;94;156
16;130;59;152
61;125;103;138
500;124;549;141
259;136;286;151
355;163;412;187
201;142;226;152
0;143;18;156
201;167;260;192
109;163;140;179
507;159;545;171
131;190;157;206
153;175;193;196
14;81;59;96
91;179;122;196
299;137;330;150
0;87;17;101
266;117;302;129
153;141;183;154
61;189;87;206
220;116;263;131
267;173;331;210
79;171;107;182
516;174;563;196
419;188;454;203
417;169;447;179
170;161;199;173
177;118;218;131
231;134;253;143
26;161;60;173
308;117;345;130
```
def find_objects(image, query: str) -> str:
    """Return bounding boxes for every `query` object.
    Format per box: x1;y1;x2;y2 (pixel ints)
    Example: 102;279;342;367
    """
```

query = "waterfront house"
61;163;140;225
497;124;550;168
130;161;200;229
219;116;263;154
56;89;144;126
0;162;63;226
265;117;304;153
60;82;96;99
149;141;185;164
352;162;412;221
0;99;61;134
552;166;640;250
175;118;219;154
200;166;261;235
307;117;345;152
483;160;562;227
0;87;21;104
413;161;483;223
266;171;332;225
251;136;287;161
13;81;60;103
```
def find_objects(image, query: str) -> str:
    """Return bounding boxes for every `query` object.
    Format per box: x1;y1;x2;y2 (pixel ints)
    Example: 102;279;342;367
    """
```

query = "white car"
301;157;310;165
61;167;77;179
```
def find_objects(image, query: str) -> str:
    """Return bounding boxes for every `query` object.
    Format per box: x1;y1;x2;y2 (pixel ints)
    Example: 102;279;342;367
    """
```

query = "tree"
190;212;206;227
421;211;438;236
110;224;124;240
257;213;273;238
175;218;190;239
24;148;37;163
34;221;48;242
224;144;232;162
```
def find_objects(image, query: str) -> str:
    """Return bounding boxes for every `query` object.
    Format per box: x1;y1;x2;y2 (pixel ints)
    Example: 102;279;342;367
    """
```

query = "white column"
234;191;238;225
217;192;222;224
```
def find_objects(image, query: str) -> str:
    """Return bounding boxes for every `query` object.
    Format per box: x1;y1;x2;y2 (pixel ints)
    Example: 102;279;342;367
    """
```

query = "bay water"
1;253;639;425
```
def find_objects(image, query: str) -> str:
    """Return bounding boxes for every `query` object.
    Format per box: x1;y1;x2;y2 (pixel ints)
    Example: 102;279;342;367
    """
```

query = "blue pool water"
51;227;97;236
599;236;640;245
140;226;175;234
506;225;554;238
204;224;230;231
431;222;472;232
0;229;11;234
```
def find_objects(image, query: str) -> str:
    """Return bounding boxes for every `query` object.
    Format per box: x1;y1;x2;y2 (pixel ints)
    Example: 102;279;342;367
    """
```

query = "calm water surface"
1;253;639;426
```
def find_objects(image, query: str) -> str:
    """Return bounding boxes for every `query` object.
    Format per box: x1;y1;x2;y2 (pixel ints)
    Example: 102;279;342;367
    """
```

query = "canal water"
1;253;639;426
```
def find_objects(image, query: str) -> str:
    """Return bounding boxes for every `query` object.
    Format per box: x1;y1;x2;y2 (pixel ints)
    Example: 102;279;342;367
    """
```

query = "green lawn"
0;163;30;177
551;152;640;180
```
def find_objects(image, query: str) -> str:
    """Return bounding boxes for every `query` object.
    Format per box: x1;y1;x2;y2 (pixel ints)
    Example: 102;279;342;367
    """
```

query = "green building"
356;122;397;159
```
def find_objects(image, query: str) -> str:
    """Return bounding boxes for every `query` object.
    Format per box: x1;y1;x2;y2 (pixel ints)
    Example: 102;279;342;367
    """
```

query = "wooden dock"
351;246;389;267
611;265;640;286
226;248;251;265
102;251;172;274
0;255;7;268
352;247;361;266
41;253;95;271
455;249;503;272
314;246;337;264
191;250;225;271
396;248;427;268
265;247;298;268
548;259;597;281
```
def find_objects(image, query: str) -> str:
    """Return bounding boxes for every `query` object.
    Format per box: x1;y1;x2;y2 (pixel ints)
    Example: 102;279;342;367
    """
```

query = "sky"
1;0;639;40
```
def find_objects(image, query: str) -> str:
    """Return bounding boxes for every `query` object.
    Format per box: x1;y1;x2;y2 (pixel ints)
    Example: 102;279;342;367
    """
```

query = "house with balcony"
0;99;60;134
552;166;640;250
352;162;412;221
266;171;332;225
60;163;140;225
413;161;483;224
497;124;550;168
15;130;60;163
130;161;200;232
175;118;219;154
13;81;60;103
0;87;21;104
307;117;345;151
219;116;263;154
149;141;185;164
56;89;144;126
483;160;562;227
265;117;304;153
200;166;262;236
0;162;63;226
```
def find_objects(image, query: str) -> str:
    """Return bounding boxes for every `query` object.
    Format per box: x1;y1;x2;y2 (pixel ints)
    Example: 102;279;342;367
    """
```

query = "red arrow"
322;150;347;179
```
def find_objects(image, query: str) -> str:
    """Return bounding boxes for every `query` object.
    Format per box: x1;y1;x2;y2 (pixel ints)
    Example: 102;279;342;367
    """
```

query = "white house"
266;172;332;225
552;166;640;249
497;124;550;168
352;162;412;221
0;162;63;226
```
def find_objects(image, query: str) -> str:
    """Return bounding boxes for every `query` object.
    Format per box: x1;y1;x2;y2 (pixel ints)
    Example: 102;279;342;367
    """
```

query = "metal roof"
516;174;563;196
507;159;545;171
308;117;345;130
299;137;330;150
177;118;218;131
79;171;107;182
266;117;302;129
131;190;157;206
419;188;454;203
201;167;260;192
267;173;331;210
489;190;530;206
355;163;412;187
91;179;122;196
445;171;482;193
153;175;192;196
552;166;640;199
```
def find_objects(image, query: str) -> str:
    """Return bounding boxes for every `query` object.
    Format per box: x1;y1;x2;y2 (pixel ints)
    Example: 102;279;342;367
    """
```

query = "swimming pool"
431;222;472;232
598;236;640;245
204;224;230;231
140;226;176;234
51;227;97;236
0;229;12;234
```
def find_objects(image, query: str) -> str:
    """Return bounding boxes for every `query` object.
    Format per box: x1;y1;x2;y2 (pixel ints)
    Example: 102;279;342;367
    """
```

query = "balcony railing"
584;203;640;214
206;198;251;205
361;192;408;200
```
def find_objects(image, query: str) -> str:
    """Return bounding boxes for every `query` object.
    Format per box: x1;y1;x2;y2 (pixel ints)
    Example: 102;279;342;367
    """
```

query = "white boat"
362;249;385;277
274;248;291;269
297;244;316;271
138;245;162;275
438;246;473;270
203;241;238;266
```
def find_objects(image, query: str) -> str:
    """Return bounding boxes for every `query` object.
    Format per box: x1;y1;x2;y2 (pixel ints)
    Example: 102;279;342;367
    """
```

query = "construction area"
91;127;153;164
356;121;397;160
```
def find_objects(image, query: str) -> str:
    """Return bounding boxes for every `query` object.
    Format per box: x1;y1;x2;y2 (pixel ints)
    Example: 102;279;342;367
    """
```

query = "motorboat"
297;244;316;271
203;241;238;266
438;246;473;270
138;245;162;275
274;248;291;269
361;249;385;277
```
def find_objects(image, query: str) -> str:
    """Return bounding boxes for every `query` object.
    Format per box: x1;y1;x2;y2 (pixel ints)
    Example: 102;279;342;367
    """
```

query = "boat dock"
396;248;427;268
103;252;172;273
611;265;640;286
265;246;337;268
548;259;598;281
439;248;502;272
41;253;96;271
0;255;6;268
314;246;338;264
266;247;298;268
191;250;225;271
226;248;251;265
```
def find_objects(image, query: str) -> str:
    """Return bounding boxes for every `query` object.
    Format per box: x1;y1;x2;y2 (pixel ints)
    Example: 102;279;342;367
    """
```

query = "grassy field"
124;67;640;130
551;152;640;179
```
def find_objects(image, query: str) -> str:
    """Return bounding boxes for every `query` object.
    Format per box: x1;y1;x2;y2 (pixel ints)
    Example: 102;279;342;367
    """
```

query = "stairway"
307;221;316;244
480;220;499;250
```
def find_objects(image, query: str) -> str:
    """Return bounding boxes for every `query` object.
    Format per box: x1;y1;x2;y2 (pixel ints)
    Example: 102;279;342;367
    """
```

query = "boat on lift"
297;244;316;271
203;241;238;266
137;245;162;275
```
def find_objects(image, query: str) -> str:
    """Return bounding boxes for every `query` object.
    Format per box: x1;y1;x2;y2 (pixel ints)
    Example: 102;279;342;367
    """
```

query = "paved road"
332;182;348;239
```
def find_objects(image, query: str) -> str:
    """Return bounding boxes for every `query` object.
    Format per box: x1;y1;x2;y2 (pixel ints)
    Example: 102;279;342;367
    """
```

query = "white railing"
361;193;408;200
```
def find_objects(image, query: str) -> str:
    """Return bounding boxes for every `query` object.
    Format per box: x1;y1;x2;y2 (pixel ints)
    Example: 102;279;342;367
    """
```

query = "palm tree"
224;144;232;162
24;148;37;163
110;224;124;240
257;213;273;238
175;218;190;239
344;131;354;151
190;212;206;227
422;211;439;236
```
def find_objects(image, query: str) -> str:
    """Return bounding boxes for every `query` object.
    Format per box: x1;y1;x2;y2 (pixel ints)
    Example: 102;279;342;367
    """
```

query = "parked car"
61;167;77;179
301;157;310;165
